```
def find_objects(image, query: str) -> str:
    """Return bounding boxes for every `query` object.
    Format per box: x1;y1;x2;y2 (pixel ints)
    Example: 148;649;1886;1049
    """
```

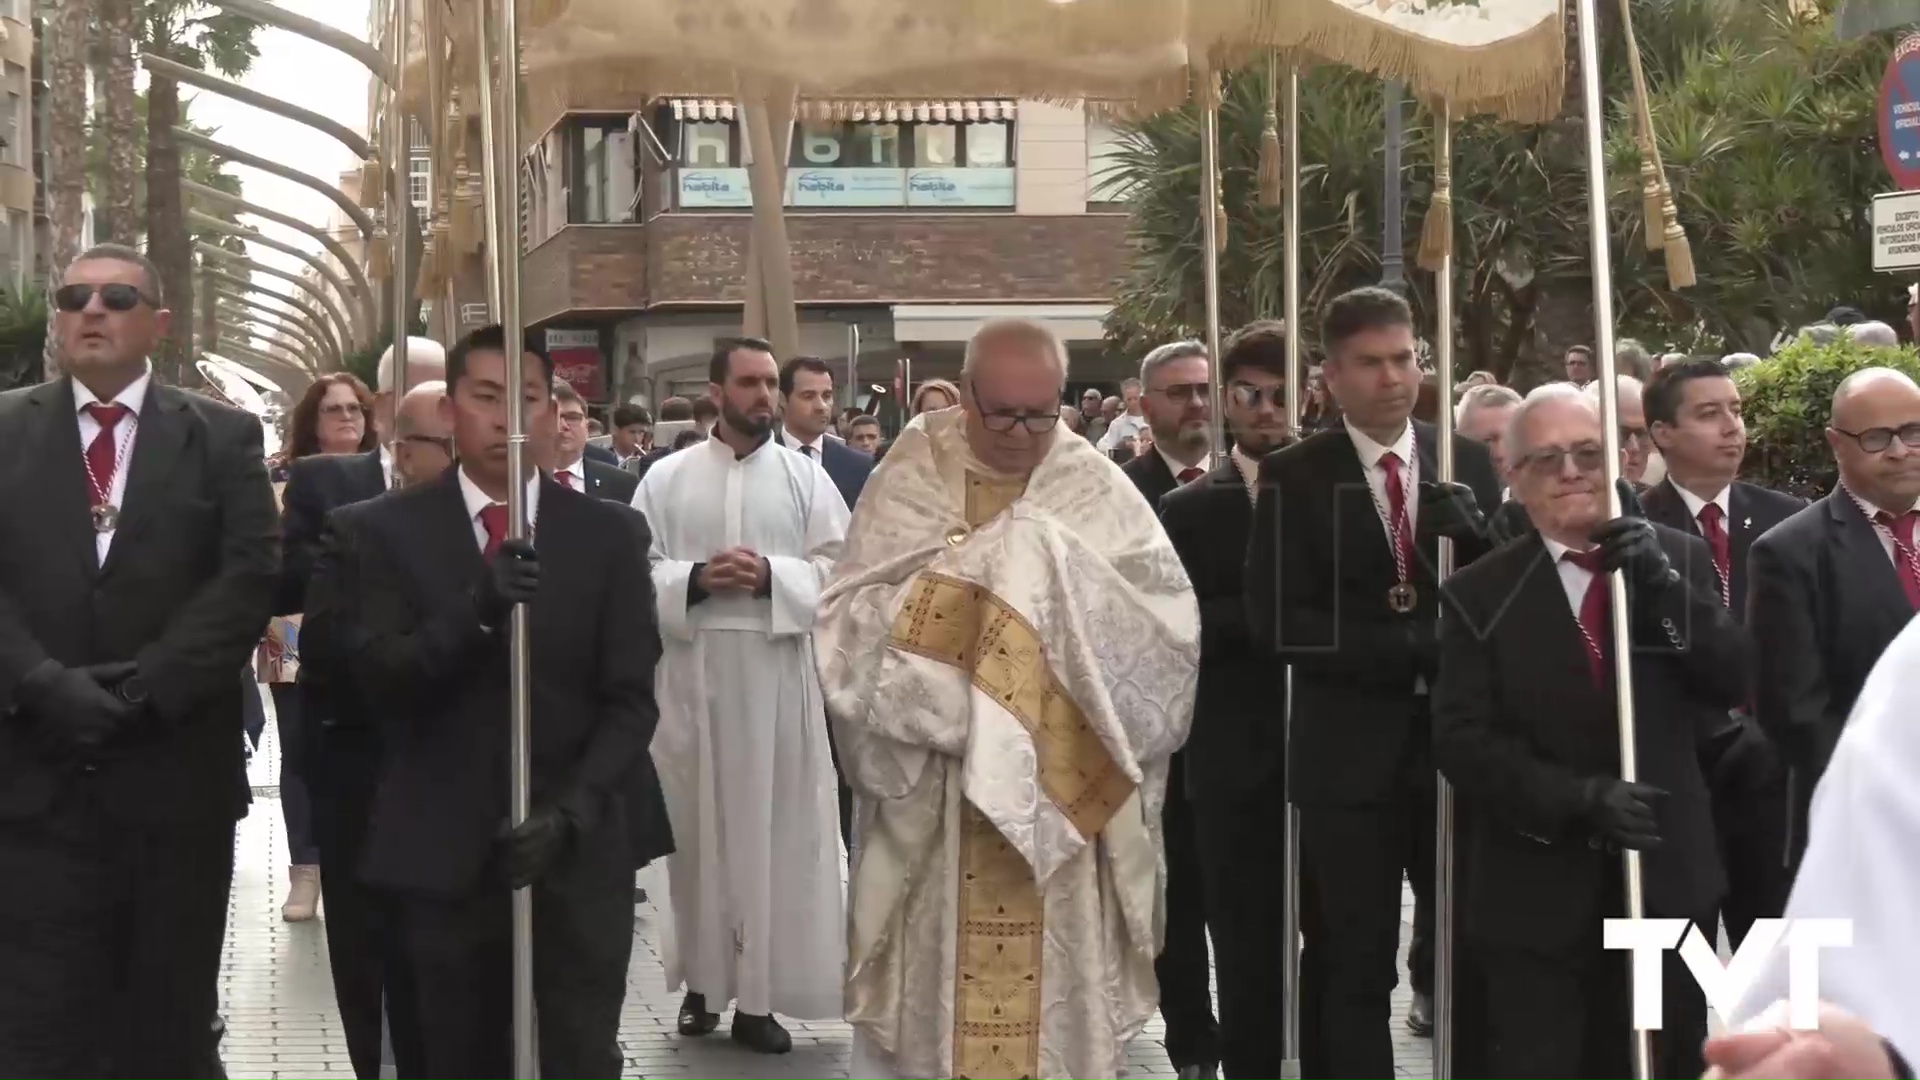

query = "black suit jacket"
1748;490;1917;855
1433;525;1744;954
1638;478;1805;617
275;449;385;616
0;377;278;824
1158;460;1279;797
1245;420;1503;805
1121;448;1181;514
313;469;668;894
583;443;618;467
583;458;639;505
778;432;873;509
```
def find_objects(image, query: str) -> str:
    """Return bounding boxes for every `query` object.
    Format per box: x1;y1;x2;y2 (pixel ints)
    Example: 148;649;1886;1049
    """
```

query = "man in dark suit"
777;355;873;510
1434;384;1745;1079
1245;287;1501;1077
582;441;619;467
1158;322;1289;1079
1121;338;1219;1080
0;244;278;1076
552;380;640;505
311;325;665;1078
1749;366;1920;869
278;380;451;1079
1639;358;1804;948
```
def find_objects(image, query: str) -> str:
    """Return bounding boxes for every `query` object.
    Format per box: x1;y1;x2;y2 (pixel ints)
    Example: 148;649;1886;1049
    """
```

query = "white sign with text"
1603;918;1852;1031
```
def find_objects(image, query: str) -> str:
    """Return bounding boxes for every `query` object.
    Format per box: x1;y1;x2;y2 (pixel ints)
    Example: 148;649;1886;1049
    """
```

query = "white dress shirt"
1097;411;1150;452
380;444;394;490
1157;447;1207;485
1842;484;1920;566
1540;535;1599;618
782;427;826;459
1669;481;1731;529
1343;416;1420;539
456;467;542;552
1230;445;1262;501
74;363;153;563
555;458;588;491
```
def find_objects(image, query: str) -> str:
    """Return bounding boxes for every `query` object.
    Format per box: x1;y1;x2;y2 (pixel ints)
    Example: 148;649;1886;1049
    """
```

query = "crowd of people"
3;242;1918;1080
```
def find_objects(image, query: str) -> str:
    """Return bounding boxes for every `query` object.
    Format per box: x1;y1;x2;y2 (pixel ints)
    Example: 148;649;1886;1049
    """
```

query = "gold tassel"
1660;190;1695;289
367;228;391;282
1216;200;1229;254
1257;52;1283;208
1417;105;1453;273
358;158;384;209
1638;157;1663;252
523;0;570;29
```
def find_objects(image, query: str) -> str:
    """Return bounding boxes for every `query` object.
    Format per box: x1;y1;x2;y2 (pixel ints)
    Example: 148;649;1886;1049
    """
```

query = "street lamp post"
1381;80;1408;291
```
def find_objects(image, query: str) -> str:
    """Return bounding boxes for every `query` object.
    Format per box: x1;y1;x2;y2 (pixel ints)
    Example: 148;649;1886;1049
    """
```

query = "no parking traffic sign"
1882;36;1920;188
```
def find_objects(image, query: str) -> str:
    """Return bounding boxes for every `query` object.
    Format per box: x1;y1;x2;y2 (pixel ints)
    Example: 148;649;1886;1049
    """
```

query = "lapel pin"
1743;516;1752;529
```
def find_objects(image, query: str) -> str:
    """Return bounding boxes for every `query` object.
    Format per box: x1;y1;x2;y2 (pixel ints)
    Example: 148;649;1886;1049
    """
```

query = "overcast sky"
173;0;374;342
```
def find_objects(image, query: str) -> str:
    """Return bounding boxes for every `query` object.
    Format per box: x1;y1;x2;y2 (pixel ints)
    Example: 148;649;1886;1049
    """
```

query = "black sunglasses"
1229;382;1287;409
54;283;156;314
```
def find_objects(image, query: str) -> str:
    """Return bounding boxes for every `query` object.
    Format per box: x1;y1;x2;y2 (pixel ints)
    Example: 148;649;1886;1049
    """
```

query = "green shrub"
1735;337;1920;500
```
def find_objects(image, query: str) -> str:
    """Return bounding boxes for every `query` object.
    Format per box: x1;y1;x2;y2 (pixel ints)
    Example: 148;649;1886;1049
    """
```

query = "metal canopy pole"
388;0;411;397
1429;102;1458;1080
1198;65;1225;459
1279;61;1304;1080
475;0;537;1075
1571;1;1652;1076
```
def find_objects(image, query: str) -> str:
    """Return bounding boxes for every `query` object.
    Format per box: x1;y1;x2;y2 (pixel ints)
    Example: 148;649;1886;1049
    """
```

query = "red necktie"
1695;502;1732;608
1563;548;1610;687
83;402;132;505
478;504;509;558
1379;451;1415;580
1177;466;1205;484
1874;510;1920;610
558;470;577;490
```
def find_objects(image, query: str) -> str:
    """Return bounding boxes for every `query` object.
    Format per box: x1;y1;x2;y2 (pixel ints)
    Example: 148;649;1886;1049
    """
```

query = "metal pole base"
1280;1059;1302;1079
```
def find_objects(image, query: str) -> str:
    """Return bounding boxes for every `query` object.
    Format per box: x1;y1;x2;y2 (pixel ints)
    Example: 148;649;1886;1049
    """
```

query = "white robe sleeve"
765;457;850;637
632;465;699;643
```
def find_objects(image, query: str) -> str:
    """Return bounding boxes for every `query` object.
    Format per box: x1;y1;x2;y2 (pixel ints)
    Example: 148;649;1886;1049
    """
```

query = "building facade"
485;97;1135;416
5;0;37;285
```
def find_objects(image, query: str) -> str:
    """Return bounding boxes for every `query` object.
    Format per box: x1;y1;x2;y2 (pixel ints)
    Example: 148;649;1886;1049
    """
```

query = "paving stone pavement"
226;705;1435;1079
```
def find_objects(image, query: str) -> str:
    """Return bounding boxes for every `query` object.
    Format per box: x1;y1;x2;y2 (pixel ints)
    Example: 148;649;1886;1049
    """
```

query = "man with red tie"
551;379;640;504
1433;383;1745;1078
1121;338;1220;1079
309;325;666;1077
1636;358;1803;950
1749;366;1920;870
0;244;278;1075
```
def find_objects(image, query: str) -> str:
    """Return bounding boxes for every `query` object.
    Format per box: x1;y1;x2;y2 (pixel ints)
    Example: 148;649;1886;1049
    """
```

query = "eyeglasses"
979;408;1060;434
1229;382;1287;409
320;402;365;419
1150;382;1211;405
1620;425;1649;446
54;282;157;313
1518;443;1608;476
1833;422;1920;454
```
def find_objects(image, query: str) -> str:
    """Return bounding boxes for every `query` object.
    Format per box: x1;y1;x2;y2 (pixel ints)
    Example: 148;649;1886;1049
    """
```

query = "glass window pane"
848;123;900;167
583;127;606;222
680;122;733;167
964;122;1010;167
794;122;845;166
913;124;957;167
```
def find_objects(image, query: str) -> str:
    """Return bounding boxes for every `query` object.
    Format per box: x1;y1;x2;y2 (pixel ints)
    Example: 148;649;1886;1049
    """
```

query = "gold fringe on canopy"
1617;0;1694;289
1417;101;1452;273
1257;52;1282;208
522;0;571;31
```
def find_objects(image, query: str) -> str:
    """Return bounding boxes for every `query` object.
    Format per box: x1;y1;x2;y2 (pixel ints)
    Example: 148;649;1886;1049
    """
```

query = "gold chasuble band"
885;473;1137;1078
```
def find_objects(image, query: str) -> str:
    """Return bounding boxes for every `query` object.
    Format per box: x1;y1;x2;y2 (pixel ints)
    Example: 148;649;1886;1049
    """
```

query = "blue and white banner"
678;168;752;208
906;167;1016;207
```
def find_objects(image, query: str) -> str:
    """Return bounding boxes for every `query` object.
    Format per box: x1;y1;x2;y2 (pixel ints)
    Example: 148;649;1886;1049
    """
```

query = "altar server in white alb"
815;317;1200;1080
631;336;849;1056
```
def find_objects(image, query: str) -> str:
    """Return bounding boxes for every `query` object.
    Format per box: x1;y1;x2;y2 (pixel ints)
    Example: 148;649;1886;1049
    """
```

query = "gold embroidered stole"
885;470;1136;1080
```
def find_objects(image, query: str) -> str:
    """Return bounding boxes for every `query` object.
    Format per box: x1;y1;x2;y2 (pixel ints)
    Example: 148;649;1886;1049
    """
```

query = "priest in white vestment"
815;318;1201;1079
631;337;849;1055
1717;615;1920;1078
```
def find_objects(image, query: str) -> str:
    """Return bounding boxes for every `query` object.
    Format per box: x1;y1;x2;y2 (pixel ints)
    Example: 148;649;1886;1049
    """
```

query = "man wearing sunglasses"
1750;366;1920;874
0;243;278;1076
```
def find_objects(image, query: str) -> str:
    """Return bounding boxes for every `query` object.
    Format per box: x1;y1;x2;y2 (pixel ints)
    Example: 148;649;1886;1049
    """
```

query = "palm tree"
98;0;142;244
142;0;260;383
42;0;91;380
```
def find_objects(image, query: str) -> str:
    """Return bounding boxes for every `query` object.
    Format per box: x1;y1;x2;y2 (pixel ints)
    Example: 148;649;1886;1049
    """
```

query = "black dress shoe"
1407;990;1434;1037
1176;1063;1219;1079
730;1013;793;1054
677;992;719;1037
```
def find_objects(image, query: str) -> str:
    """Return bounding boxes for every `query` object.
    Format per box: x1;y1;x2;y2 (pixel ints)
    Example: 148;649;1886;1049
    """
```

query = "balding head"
392;380;451;488
1828;367;1920;515
395;380;448;438
1584;375;1651;482
378;337;448;393
960;318;1068;475
1848;321;1901;348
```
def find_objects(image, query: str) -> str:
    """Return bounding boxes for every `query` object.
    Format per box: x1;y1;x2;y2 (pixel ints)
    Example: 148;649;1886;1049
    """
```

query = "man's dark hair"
1827;305;1868;327
447;324;553;389
1644;357;1734;427
709;336;775;384
612;403;652;428
691;396;719;423
779;356;835;397
849;413;880;430
551;378;584;408
71;242;164;303
671;428;707;450
1565;344;1594;360
658;396;694;422
1221;319;1288;383
1320;287;1413;356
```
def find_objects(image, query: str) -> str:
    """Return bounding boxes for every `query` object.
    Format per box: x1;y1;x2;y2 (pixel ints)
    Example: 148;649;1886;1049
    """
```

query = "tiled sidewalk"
225;712;1435;1079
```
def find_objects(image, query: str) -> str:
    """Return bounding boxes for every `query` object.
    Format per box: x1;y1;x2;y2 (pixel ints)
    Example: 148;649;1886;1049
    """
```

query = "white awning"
799;99;1018;123
666;98;737;121
892;303;1110;344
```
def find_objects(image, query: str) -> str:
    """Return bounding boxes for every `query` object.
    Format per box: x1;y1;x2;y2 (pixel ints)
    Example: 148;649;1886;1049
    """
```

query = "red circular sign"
1879;35;1920;189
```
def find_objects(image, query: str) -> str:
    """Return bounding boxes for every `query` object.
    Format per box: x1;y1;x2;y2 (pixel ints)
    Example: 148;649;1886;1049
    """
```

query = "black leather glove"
1418;480;1488;542
1486;498;1533;546
477;539;540;627
1589;480;1676;592
496;803;576;889
83;661;138;693
1580;777;1666;850
16;660;135;758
